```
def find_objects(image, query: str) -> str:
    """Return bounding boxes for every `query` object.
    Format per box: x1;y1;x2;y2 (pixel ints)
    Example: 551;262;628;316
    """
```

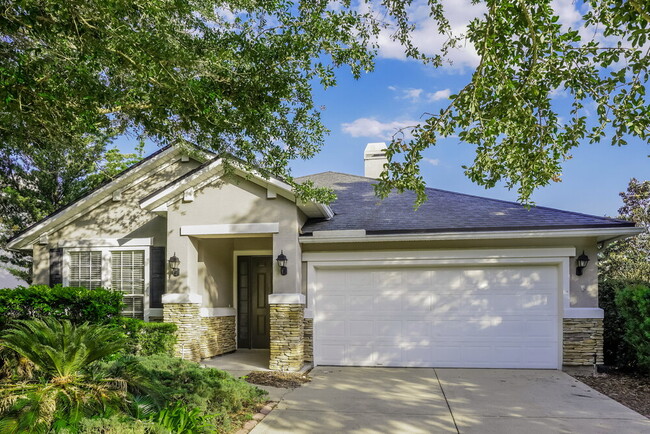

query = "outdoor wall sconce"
168;253;181;277
276;251;288;276
576;251;589;276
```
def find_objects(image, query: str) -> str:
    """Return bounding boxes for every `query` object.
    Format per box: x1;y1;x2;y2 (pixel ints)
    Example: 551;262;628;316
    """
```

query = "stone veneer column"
162;293;202;362
563;311;604;366
269;294;305;371
303;317;313;364
199;308;237;359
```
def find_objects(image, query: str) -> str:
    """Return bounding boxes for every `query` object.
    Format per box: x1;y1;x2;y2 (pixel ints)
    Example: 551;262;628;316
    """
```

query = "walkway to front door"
237;256;272;349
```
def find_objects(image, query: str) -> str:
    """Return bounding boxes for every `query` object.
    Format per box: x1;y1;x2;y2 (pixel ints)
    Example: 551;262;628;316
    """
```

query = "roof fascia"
8;147;185;250
299;226;645;244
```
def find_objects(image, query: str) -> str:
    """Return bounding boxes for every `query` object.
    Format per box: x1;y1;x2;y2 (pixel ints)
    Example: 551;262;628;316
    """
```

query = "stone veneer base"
270;303;305;371
200;315;236;359
563;318;604;366
164;302;236;362
164;303;202;362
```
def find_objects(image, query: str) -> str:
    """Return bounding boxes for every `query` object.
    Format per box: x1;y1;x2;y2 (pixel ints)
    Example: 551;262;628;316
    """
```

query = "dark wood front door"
237;256;272;349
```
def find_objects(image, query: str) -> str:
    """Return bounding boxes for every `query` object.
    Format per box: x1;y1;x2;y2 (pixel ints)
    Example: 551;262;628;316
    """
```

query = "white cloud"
389;86;424;102
341;117;418;140
365;0;611;72
427;89;451;101
423;157;440;166
551;0;582;31
366;0;485;70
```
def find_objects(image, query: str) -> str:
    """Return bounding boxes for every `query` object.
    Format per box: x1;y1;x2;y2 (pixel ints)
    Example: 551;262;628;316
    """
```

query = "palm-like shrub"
0;319;128;433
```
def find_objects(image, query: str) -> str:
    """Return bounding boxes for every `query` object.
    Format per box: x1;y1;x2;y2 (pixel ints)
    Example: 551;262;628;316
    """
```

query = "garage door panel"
314;265;559;369
349;320;373;337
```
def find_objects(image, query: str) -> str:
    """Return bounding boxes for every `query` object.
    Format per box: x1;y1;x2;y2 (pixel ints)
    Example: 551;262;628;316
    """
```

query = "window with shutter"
112;250;145;319
69;251;102;289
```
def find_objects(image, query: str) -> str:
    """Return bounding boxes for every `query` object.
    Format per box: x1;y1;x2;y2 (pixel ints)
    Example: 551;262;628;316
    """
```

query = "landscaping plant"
113;317;177;357
99;354;266;431
0;319;129;432
0;285;123;327
615;284;650;373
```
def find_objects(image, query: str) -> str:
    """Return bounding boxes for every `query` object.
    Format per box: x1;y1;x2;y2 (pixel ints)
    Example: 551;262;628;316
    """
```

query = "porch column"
163;293;203;361
269;294;305;371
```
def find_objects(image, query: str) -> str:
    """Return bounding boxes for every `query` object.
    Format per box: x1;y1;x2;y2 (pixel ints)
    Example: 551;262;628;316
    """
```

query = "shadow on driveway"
252;367;649;434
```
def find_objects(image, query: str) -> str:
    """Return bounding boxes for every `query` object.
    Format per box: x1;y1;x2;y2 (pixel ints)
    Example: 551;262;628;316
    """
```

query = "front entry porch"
160;236;309;371
203;349;271;378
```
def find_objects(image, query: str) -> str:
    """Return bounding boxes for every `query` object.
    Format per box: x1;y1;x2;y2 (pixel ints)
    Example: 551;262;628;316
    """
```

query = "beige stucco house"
7;144;642;371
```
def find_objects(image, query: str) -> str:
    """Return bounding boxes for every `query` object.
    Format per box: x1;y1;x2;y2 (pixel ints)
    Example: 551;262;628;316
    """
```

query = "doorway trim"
232;250;272;349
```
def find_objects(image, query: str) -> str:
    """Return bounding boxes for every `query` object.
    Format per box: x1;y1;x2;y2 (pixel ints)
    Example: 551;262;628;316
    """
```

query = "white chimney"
364;142;388;178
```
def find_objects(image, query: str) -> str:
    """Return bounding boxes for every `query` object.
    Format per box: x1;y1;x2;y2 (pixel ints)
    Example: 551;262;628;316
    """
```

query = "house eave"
299;226;644;244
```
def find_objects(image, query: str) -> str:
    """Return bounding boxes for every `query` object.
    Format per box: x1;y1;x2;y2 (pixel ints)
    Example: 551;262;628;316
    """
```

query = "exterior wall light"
576;251;589;276
276;250;288;276
168;253;181;277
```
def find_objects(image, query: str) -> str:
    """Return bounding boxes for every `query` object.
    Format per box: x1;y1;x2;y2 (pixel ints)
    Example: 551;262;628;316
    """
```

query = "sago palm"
0;318;128;433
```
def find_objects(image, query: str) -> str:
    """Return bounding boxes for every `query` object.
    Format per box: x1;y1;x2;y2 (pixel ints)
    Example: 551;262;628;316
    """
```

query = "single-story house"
7;143;642;371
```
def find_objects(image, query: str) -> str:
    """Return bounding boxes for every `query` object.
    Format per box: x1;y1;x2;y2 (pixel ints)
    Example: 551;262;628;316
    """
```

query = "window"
112;250;145;319
69;251;102;289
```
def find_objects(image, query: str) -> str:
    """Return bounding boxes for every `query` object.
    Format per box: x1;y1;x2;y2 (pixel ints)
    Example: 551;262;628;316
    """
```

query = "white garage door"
314;265;559;369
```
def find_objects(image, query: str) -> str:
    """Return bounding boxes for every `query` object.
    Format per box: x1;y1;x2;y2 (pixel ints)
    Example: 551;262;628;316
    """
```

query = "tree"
2;0;648;213
0;144;142;283
377;0;650;204
599;178;650;282
0;0;406;198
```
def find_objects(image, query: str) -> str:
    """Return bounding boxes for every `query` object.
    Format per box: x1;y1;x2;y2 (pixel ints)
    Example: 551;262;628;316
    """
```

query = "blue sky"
121;0;649;219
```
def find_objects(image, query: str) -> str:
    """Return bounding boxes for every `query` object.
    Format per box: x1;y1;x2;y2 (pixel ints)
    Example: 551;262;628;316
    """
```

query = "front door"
237;256;272;349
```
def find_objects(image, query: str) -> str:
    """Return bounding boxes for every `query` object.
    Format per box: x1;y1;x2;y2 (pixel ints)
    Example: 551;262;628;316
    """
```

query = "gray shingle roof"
296;172;634;234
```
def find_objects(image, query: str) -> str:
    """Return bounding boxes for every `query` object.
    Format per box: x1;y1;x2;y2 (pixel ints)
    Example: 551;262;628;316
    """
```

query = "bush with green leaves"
599;278;645;369
0;318;130;432
152;402;216;433
615;284;650;373
99;354;266;430
0;285;123;328
113;317;177;357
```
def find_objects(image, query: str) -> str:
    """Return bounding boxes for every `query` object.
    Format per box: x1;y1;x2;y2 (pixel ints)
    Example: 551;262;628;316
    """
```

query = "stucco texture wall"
50;158;200;243
30;157;201;284
166;175;303;299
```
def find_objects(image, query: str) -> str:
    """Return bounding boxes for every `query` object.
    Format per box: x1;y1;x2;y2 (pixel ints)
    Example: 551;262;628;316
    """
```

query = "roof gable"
7;146;211;250
140;156;333;219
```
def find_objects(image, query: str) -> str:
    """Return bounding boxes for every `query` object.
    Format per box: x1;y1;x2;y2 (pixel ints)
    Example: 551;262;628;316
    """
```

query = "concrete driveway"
252;367;649;434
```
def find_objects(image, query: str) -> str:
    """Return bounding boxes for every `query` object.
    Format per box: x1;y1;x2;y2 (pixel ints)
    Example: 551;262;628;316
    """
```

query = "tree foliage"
599;178;650;282
377;0;650;205
0;0;403;199
0;143;142;282
1;0;648;225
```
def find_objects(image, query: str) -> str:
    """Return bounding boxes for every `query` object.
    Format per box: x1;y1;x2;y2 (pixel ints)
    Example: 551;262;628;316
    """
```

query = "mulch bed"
244;371;311;389
574;371;650;418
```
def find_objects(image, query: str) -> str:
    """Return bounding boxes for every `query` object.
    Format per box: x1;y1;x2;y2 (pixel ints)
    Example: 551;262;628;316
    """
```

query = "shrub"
0;319;130;432
598;278;645;369
100;354;266;430
615;284;650;373
56;414;156;434
113;317;177;357
0;285;123;328
152;402;215;433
